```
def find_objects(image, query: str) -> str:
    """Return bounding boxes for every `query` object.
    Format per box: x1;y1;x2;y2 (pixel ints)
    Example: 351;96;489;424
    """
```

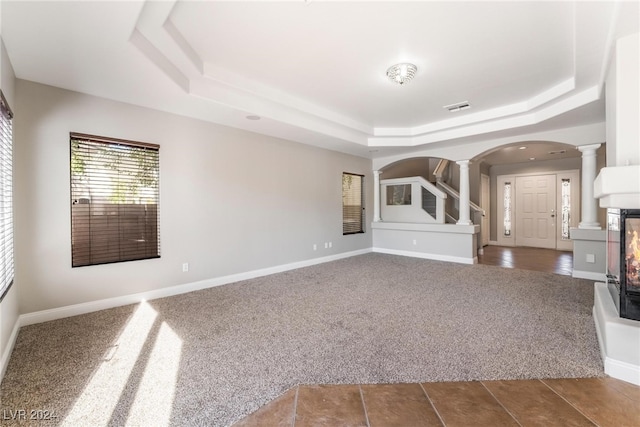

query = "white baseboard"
19;248;372;327
488;240;499;246
604;357;640;386
372;247;477;265
0;316;21;381
593;282;640;386
572;270;606;281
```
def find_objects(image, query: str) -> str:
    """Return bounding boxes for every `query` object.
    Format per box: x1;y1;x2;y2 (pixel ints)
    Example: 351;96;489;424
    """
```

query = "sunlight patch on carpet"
61;302;158;426
126;322;182;426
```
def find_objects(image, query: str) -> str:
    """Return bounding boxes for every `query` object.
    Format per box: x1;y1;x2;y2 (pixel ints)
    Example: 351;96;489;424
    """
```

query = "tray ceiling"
1;1;638;159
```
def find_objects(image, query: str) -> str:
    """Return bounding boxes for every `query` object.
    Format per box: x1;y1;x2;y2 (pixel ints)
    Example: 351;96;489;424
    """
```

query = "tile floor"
234;378;640;427
234;247;640;426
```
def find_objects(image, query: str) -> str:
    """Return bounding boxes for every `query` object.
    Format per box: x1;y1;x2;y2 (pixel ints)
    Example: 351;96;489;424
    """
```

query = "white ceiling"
1;1;638;161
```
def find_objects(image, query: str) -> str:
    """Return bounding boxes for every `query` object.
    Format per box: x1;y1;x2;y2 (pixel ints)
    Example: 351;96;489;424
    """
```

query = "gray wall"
13;80;373;314
381;157;432;180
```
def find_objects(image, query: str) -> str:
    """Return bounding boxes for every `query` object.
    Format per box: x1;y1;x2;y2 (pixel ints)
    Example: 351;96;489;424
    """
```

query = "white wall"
13;80;372;314
606;33;640;168
0;37;19;379
592;31;640;388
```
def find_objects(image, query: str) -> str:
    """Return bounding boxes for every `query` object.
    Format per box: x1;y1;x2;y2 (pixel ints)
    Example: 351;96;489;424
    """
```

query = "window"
342;172;364;235
503;181;512;236
0;92;13;301
386;184;412;205
70;133;160;267
561;178;571;240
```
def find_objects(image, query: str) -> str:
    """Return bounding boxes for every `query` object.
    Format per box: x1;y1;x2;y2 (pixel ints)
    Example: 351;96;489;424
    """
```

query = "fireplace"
607;209;640;321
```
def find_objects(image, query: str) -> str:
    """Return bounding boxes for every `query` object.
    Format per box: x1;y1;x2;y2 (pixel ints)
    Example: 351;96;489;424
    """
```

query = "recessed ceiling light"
246;115;261;120
529;157;536;161
519;146;527;150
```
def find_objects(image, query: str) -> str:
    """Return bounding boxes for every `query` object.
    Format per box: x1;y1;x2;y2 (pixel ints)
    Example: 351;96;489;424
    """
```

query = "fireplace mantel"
594;165;640;209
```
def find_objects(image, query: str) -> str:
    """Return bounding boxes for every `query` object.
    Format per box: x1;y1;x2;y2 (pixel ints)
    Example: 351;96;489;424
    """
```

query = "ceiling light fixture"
519;146;527;150
246;115;261;120
386;63;417;85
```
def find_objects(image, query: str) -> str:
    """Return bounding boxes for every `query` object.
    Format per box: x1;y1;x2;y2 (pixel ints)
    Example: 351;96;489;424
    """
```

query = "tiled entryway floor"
234;377;640;426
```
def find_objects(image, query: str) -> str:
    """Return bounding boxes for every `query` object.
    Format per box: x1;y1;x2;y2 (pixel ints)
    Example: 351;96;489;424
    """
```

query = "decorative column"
457;160;472;225
578;144;602;229
373;170;382;222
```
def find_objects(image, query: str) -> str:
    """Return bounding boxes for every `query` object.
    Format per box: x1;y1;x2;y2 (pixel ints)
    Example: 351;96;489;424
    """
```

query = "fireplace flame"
631;230;640;262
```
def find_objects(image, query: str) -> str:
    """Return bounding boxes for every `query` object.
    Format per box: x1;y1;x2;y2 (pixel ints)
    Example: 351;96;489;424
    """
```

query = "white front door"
515;175;556;249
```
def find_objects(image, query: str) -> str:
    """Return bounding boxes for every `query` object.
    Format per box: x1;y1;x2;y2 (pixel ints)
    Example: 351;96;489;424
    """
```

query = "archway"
471;141;604;251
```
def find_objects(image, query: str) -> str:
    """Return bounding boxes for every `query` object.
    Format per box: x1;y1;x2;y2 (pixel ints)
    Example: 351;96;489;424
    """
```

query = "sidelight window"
561;178;571;240
503;181;512;236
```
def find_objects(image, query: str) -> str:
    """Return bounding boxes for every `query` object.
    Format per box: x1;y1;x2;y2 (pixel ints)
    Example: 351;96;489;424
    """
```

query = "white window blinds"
0;92;14;301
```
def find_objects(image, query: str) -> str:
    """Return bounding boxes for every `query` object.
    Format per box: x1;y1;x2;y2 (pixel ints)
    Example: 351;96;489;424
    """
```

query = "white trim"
19;248;372;327
372;247;477;265
572;270;606;281
593;282;640;385
371;221;478;234
595;165;640;209
381;176;447;199
0;316;21;381
557;170;580;251
593;301;607;362
603;357;640;386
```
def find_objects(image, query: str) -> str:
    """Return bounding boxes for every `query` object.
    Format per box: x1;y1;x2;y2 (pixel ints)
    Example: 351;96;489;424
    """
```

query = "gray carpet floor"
0;253;603;426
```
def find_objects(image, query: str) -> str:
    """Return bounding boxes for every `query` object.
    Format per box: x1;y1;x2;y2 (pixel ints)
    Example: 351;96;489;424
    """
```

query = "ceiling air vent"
548;150;567;155
443;101;471;112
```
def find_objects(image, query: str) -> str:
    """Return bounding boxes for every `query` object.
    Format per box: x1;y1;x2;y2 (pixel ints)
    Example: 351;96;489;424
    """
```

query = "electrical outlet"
586;254;595;264
413;239;417;245
182;262;189;272
313;244;317;251
324;242;328;249
329;242;332;248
